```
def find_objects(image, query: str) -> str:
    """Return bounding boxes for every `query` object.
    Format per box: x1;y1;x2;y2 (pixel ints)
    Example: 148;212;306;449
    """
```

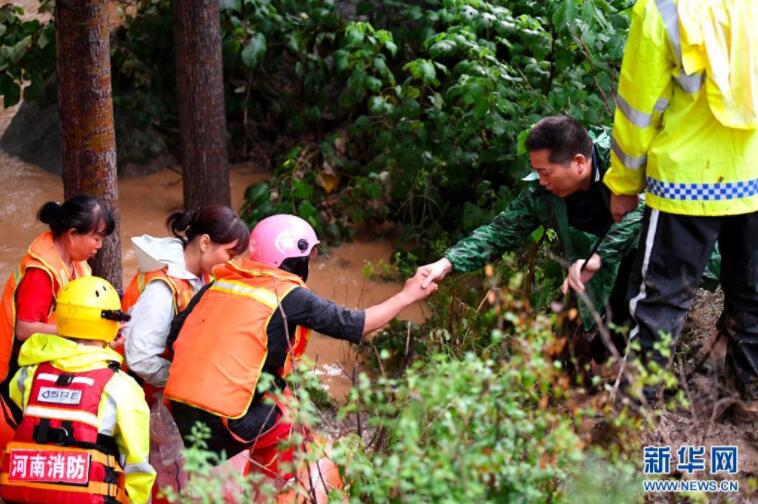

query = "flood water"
0;95;423;402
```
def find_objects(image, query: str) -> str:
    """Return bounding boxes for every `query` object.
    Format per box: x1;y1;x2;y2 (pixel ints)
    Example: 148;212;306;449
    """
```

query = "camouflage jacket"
444;129;719;330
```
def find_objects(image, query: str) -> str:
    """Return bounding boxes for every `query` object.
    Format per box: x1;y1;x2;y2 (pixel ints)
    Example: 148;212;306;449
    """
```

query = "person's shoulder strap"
166;280;214;353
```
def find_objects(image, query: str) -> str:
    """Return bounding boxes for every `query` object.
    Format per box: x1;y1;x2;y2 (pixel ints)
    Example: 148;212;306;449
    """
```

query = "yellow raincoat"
605;0;758;216
8;334;155;503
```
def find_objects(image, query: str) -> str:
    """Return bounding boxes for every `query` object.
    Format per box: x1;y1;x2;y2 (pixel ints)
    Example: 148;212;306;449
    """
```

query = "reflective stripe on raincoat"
604;0;758;216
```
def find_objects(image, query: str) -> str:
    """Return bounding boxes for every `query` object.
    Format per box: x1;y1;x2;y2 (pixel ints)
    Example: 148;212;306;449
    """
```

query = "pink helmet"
248;214;320;267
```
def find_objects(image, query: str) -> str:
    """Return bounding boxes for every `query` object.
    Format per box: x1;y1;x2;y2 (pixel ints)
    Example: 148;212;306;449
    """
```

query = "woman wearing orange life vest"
122;206;249;401
123;207;248;504
165;214;438;483
0;196;115;452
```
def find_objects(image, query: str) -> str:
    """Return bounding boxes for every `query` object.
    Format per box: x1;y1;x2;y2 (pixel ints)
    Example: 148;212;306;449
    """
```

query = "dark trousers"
171;399;280;457
627;208;758;396
589;250;636;362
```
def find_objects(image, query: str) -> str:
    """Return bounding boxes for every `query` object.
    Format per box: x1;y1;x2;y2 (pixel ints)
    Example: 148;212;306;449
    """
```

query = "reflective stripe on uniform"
629;209;661;341
99;386;119;436
15;366;28;403
612;137;647;169
654;0;704;93
210;279;279;308
646;176;758;201
23;405;99;427
655;0;682;58
674;71;705;93
124;461;156;475
36;373;95;386
615;95;670;128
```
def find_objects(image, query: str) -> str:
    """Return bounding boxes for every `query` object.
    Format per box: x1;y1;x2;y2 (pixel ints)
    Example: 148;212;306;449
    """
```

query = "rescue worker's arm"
363;273;436;334
106;375;156;504
419;186;545;287
604;0;675;199
124;282;174;387
596;197;646;262
563;198;645;294
276;288;366;343
276;275;434;341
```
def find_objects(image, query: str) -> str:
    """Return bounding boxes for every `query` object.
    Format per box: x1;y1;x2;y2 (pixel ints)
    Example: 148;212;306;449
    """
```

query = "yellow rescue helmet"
54;276;130;342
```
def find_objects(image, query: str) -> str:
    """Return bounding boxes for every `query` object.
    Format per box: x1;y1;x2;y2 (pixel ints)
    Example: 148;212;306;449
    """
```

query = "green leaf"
298;200;319;225
368;95;393;115
244;182;270;205
241;32;266;69
516;128;530;156
429;39;456;58
430;92;444;109
581;0;595;26
366;76;382;93
553;0;577;29
344;23;367;45
37;25;52;49
333;49;349;73
10;35;31;64
384;40;397;57
531;226;545;242
292;178;313;200
353;115;370;130
372;56;395;85
404;59;437;86
608;14;630;30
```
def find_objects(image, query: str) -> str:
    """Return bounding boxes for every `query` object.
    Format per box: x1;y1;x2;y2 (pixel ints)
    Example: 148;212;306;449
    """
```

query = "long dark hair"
37;196;116;239
166;206;249;256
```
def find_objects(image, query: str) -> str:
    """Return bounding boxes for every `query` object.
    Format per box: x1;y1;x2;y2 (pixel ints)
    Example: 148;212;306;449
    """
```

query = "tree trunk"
173;0;231;209
56;0;122;291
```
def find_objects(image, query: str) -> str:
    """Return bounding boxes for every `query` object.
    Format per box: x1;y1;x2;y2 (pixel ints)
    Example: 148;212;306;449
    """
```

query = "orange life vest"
0;362;129;504
164;258;312;419
120;269;198;405
0;232;91;382
121;270;197;317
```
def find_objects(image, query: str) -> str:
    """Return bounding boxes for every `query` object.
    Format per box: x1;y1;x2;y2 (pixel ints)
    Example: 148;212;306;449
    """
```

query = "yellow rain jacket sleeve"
105;373;155;504
9;334;156;504
605;0;674;196
605;0;758;216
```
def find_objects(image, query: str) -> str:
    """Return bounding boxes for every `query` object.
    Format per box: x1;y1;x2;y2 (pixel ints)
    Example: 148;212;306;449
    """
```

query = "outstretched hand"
402;271;439;303
362;271;439;335
561;253;602;295
416;258;453;289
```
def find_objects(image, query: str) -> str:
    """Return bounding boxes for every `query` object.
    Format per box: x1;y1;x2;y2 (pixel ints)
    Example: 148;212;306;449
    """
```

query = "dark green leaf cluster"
228;0;633;254
2;0;632;255
0;4;55;107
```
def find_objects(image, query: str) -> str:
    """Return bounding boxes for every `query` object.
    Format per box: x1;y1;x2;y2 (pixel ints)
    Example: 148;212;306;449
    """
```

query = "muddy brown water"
0;101;424;403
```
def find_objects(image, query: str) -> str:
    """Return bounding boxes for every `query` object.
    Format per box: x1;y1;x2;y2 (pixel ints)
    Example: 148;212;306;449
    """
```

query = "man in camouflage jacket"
418;116;718;355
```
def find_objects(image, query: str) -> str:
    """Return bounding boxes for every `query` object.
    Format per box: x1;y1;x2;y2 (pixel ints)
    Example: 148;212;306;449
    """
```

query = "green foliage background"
0;3;664;501
0;0;632;258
